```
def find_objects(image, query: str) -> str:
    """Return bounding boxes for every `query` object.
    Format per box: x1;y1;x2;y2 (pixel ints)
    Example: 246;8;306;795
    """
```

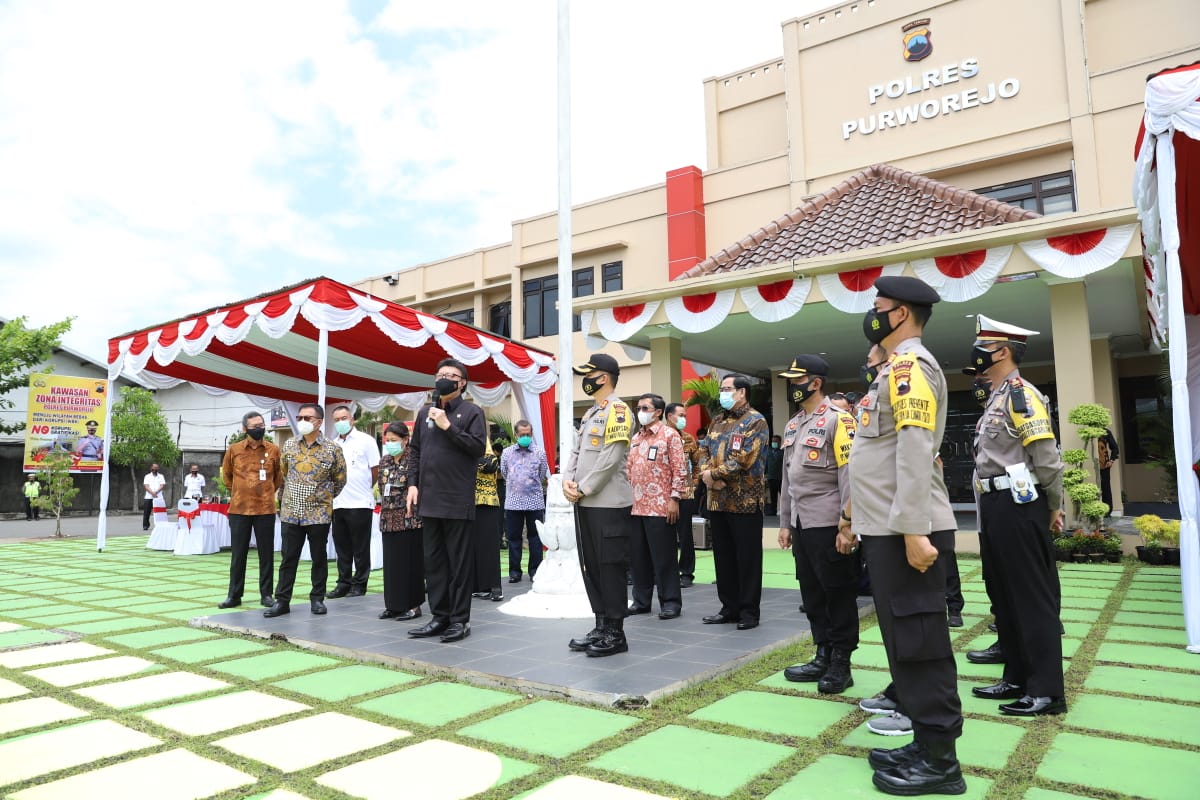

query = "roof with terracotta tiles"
677;163;1040;279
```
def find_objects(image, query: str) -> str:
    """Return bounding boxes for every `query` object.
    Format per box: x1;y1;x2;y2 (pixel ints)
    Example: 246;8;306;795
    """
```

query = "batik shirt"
626;421;687;518
698;404;769;514
500;443;548;510
280;434;347;526
475;453;500;507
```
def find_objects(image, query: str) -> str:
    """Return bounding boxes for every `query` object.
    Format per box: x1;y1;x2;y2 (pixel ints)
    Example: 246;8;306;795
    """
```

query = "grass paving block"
104;626;217;650
1124;587;1183;601
842;716;1025;769
1096;641;1200;672
1118;599;1184;616
1022;789;1092;800
159;606;221;621
588;724;793;798
0;629;69;649
757;667;890;700
1059;606;1102;623
1067;692;1200;746
207;650;341;680
765;754;991;800
152;637;271;664
1111;610;1183;628
1038;731;1200;800
459;699;639;757
848;643;890;670
1104;625;1189;646
25;610;123;627
355;681;518;727
1084;664;1200;702
272;664;420;702
689;690;852;738
1057;585;1112;600
62;617;162;635
122;599;201;614
1059;621;1091;638
955;652;1003;681
1059;596;1106;610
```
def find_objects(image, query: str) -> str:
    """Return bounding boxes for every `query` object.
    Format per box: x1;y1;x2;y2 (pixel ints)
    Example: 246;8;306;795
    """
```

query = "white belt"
975;475;1039;494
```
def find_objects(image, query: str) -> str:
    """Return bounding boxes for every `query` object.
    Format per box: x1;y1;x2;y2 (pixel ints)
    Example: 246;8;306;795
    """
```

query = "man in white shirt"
329;405;381;598
183;464;206;500
142;463;167;531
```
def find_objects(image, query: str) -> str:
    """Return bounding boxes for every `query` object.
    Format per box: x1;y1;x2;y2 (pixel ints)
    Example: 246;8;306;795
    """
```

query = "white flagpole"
556;0;574;464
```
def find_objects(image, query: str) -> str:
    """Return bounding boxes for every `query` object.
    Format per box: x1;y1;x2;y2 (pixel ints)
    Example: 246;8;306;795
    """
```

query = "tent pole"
96;377;115;551
556;0;574;464
317;327;329;411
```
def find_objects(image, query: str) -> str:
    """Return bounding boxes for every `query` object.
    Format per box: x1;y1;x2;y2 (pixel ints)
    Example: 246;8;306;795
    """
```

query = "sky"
0;0;827;364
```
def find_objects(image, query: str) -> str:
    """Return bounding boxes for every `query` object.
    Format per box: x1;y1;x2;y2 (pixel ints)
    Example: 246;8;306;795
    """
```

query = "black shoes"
627;604;651;615
217;597;241;609
508;575;522;584
658;608;681;619
489;590;503;602
586;621;628;657
702;613;735;624
263;602;290;618
784;644;831;683
440;622;471;642
872;741;966;796
311;599;327;615
869;740;922;771
680;576;694;588
327;587;350;599
379;609;400;619
261;595;275;607
471;591;491;599
966;641;1005;664
999;695;1067;716
395;607;422;621
736;620;759;630
569;616;605;652
971;680;1024;700
408;620;449;638
947;611;964;627
346;589;366;598
817;648;853;694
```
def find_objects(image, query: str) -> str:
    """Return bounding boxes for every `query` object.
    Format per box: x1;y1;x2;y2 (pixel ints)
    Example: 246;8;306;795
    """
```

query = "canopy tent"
98;277;559;549
1134;61;1200;653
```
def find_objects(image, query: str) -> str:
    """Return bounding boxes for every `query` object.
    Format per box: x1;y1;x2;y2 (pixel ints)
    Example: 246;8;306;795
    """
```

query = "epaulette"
1007;377;1028;415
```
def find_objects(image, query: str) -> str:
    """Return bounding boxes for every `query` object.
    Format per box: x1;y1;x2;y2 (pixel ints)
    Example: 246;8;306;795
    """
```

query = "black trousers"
864;530;962;745
979;492;1064;696
331;507;374;592
275;522;329;603
142;499;154;529
673;498;697;579
630;514;682;612
1100;467;1113;511
709;510;763;624
382;529;424;612
24;497;39;520
472;505;503;593
575;505;631;619
944;549;964;615
792;520;860;651
424;517;473;624
505;509;544;578
227;514;275;601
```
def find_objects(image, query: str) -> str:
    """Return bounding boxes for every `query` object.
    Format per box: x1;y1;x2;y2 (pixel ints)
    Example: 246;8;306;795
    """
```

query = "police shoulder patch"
604;403;631;445
889;351;937;431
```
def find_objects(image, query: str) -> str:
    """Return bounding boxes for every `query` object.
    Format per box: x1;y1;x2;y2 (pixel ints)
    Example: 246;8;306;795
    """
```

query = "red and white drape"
1019;225;1137;280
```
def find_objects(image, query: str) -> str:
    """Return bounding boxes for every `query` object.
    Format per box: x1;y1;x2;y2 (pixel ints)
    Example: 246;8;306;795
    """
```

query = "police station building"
356;0;1200;514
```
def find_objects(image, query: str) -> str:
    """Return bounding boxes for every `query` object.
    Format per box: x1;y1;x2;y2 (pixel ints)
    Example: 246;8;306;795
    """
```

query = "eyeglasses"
435;372;464;381
296;415;318;422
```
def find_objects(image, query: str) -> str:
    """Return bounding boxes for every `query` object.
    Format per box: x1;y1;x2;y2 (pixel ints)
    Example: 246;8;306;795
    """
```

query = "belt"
974;475;1040;494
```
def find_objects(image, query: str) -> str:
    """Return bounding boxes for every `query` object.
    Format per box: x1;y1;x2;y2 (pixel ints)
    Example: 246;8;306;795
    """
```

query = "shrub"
1162;520;1181;547
1062;468;1089;488
1067;403;1112;429
1133;514;1166;545
1062;448;1088;466
1080;499;1110;523
1102;534;1123;554
1067;483;1101;503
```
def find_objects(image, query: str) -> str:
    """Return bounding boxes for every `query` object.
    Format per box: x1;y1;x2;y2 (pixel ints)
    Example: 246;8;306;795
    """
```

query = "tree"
32;451;80;537
0;316;73;435
109;386;182;511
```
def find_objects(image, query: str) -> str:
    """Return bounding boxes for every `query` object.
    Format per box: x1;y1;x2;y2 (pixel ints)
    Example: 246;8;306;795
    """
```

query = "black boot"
869;740;922;771
783;644;830;682
586;618;629;657
817;648;854;694
872;740;966;796
569;615;605;652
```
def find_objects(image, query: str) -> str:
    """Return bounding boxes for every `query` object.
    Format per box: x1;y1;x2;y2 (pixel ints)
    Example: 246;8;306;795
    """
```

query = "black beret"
874;276;941;305
573;353;621;376
778;354;830;379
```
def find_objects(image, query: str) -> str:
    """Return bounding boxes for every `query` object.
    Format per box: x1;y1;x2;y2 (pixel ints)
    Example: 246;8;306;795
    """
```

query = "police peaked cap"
778;354;830;379
572;353;621;376
874;276;941;306
975;314;1038;344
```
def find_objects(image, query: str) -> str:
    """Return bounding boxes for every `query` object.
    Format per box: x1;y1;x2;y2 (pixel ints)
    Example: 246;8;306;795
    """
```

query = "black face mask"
971;345;1003;372
972;378;993;406
434;378;460;396
790;381;817;405
581;376;604;396
246;428;266;441
863;306;899;345
860;363;880;387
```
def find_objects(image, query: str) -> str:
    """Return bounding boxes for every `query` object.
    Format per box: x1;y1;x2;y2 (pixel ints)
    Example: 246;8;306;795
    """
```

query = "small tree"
0;316;73;435
31;451;80;537
109;387;182;511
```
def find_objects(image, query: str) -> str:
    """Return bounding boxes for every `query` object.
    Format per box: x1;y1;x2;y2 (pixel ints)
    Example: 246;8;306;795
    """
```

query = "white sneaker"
867;712;913;736
859;693;899;714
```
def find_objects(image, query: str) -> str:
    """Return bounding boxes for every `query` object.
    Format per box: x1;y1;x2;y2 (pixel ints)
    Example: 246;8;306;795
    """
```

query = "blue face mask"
384;440;404;456
334;420;352;436
517;435;533;448
719;391;735;410
675;417;687;430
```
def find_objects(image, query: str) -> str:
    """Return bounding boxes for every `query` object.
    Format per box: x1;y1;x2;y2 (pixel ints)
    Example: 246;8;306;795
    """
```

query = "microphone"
428;391;440;428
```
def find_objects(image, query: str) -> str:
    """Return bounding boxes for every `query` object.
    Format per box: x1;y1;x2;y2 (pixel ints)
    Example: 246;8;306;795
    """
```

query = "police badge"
902;19;932;62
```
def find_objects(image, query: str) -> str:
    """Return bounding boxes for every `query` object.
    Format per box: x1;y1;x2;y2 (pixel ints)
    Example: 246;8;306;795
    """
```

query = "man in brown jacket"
219;411;284;609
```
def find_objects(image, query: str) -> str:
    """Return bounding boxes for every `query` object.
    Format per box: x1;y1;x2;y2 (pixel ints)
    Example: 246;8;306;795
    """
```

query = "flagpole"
556;0;574;463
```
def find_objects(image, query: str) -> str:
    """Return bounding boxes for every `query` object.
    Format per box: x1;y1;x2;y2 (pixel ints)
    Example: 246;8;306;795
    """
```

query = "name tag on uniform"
647;446;658;461
731;434;743;451
259;469;267;481
383;483;391;496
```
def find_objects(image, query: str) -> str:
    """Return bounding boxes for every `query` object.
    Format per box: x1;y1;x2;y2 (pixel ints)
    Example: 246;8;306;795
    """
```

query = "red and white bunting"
1018;224;1137;279
816;264;905;313
663;289;737;333
594;301;661;342
911;246;1012;302
739;278;813;323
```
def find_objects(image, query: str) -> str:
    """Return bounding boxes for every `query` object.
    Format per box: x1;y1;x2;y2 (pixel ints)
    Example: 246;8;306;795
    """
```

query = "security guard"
776;355;860;694
563;353;634;657
839;276;965;796
968;315;1066;716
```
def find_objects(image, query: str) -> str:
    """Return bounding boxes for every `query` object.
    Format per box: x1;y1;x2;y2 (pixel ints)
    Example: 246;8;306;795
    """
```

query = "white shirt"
333;428;381;509
143;472;167;501
183;473;206;497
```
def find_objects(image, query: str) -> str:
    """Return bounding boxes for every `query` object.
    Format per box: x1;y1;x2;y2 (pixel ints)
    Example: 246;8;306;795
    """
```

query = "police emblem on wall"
901;18;932;62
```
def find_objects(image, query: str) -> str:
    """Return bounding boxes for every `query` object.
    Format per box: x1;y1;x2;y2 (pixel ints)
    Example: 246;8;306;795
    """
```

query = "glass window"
488;301;511;338
602;261;623;293
975;171;1076;216
443;308;474;326
1119;375;1171;464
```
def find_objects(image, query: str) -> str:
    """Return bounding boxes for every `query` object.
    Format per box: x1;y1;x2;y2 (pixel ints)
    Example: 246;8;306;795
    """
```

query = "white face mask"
637;411;656;427
297;420;315;436
675;417;687;430
334;420;352;436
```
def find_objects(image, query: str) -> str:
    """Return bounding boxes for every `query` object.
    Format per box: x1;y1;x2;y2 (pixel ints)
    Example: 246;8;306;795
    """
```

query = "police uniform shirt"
565;397;634;508
849;336;956;536
974;368;1064;510
778;401;856;530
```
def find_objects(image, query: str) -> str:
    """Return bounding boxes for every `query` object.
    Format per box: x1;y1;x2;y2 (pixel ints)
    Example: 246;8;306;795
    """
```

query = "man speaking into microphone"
406;359;487;643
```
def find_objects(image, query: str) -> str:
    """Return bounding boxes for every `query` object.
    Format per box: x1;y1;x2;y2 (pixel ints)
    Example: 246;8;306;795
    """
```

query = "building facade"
354;0;1200;512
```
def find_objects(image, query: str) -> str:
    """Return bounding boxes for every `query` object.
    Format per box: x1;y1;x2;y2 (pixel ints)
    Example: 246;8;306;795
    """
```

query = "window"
1119;375;1171;464
488;301;511;338
443;308;474;326
602;261;623;292
975;171;1076;216
523;267;596;337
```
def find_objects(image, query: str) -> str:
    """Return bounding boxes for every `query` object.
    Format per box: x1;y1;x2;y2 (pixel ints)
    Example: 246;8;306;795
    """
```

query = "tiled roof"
678;163;1040;279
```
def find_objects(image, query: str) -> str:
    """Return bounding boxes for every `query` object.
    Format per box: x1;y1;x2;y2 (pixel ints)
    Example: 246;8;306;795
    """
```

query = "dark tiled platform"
197;582;873;707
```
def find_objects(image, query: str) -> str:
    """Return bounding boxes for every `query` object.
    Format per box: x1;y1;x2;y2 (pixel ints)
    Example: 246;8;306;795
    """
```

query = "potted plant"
1102;533;1123;562
1063;403;1115;531
1133;514;1167;565
1053;536;1075;562
1161;519;1181;566
1079;499;1111;537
